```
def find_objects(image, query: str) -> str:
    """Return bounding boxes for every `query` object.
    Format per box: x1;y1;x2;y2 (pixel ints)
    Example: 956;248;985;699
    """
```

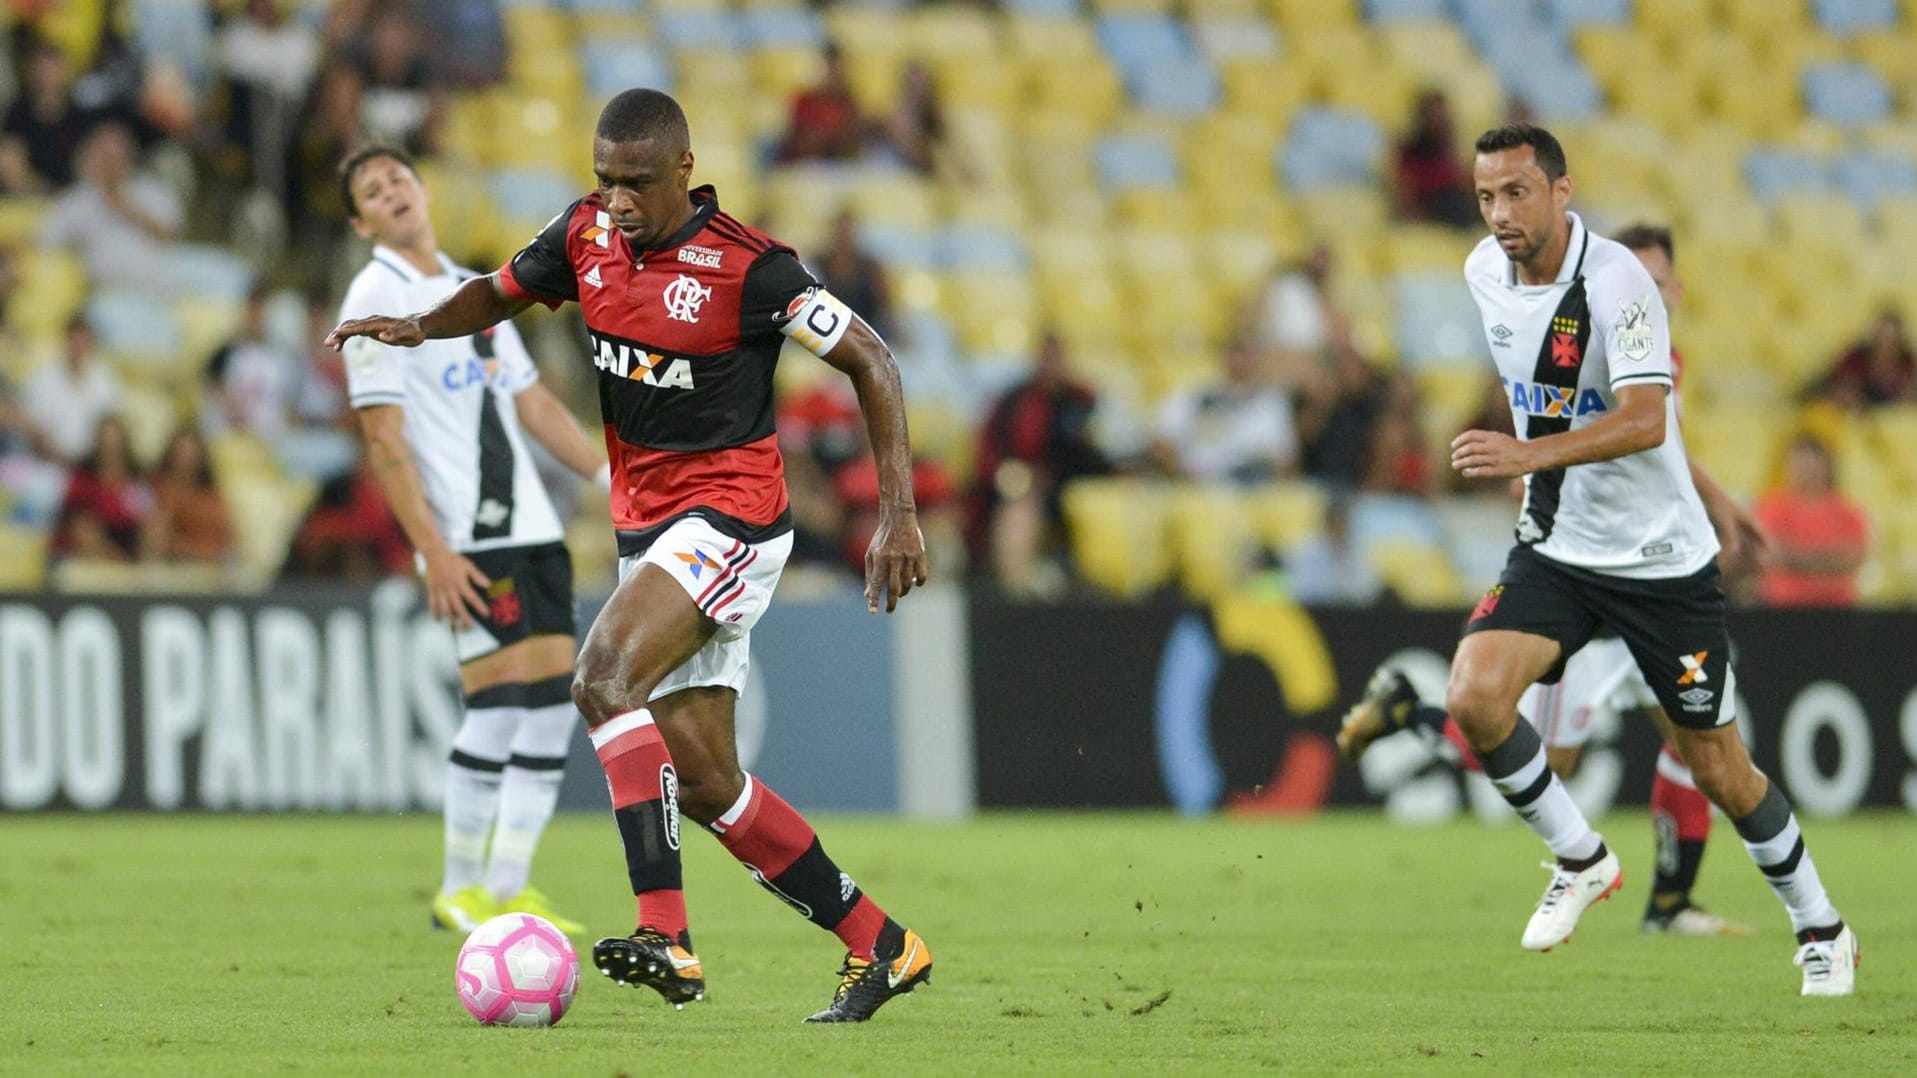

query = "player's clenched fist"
1450;428;1537;479
864;513;929;614
326;315;427;350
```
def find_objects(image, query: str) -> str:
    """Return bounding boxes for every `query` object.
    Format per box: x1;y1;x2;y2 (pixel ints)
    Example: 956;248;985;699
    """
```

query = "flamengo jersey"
1465;213;1717;579
340;245;563;553
498;185;850;552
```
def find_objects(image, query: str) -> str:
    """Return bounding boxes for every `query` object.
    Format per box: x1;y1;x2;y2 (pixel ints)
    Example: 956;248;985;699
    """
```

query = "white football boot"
1642;905;1752;937
1795;925;1859;997
1521;848;1623;952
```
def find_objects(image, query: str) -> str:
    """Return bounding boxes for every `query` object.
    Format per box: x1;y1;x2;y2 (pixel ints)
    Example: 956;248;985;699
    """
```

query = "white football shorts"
1518;635;1661;749
618;514;792;700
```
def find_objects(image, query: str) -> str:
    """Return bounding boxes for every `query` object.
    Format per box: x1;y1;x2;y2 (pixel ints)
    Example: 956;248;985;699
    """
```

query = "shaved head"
596;88;690;153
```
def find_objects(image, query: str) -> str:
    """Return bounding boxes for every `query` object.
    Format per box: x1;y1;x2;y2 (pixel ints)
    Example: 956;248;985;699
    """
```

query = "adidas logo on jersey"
1503;378;1609;418
590;332;695;390
584;265;603;289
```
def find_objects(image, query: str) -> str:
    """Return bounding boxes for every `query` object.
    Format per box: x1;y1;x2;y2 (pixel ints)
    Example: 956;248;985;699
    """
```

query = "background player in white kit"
1339;224;1767;937
1419;124;1855;996
337;145;609;935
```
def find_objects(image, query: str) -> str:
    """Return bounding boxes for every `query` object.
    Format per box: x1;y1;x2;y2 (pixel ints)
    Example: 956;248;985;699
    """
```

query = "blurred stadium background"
2;2;1915;812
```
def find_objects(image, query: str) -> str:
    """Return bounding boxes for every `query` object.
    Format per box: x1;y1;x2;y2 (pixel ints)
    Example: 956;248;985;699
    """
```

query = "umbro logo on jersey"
1491;324;1513;348
663;274;713;323
591;331;696;390
584;265;603;289
1503;378;1608;418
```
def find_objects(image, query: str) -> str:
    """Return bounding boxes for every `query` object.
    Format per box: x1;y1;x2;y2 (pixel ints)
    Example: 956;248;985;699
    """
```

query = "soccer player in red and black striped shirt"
328;89;932;1023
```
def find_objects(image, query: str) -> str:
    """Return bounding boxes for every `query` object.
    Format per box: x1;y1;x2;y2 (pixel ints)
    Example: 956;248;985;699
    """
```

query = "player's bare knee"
673;768;744;826
571;654;654;727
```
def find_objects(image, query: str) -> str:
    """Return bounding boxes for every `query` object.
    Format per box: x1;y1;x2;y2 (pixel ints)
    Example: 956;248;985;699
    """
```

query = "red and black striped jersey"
498;185;819;548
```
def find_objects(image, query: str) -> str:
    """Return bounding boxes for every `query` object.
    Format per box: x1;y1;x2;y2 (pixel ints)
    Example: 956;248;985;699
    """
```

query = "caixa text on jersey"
590;330;696;390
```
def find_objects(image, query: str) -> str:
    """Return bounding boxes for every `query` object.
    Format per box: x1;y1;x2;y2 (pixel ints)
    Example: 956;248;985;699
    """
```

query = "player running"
335;145;608;937
327;90;932;1023
1339;223;1764;937
1424;123;1855;995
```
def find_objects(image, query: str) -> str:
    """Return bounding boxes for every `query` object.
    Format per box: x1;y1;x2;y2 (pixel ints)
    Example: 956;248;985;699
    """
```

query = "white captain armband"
778;287;854;357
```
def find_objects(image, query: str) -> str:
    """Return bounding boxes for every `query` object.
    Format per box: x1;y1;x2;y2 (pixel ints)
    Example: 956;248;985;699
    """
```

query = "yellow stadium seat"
0;196;50;246
934;55;1024;112
907;6;1003;56
0;524;49;591
1774;195;1869;255
1853;29;1917;85
1384;225;1474;275
1027;58;1124;127
1088;0;1172;11
1417;364;1490;437
1218;58;1311;127
1042;271;1126;342
10;250;85;341
1636;0;1713;45
945;271;1039;356
1200;229;1282;298
1247;481;1328;551
823;7;908;60
1367;540;1465;607
1006;15;1101;60
1168;485;1258;601
1267;0;1358;32
752;47;824;100
1061;478;1172;598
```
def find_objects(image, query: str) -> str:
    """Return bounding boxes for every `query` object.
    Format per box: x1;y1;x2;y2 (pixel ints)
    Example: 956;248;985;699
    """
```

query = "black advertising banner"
969;598;1917;818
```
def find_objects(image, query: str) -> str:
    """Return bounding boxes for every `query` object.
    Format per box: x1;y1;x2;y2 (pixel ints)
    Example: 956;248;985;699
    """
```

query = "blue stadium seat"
654;9;744;51
1811;0;1901;35
1128;58;1222;115
936;226;1030;273
135;0;215;88
565;0;646;12
1540;0;1632;29
1002;0;1081;14
1362;0;1449;22
1834;150;1917;207
1279;108;1384;190
1744;148;1834;202
1095;131;1181;190
1095;13;1192;71
1501;60;1604;121
490;169;582;222
88;290;182;357
737;6;827;50
1803;62;1894;128
579;39;674;98
1393;272;1486;366
856;223;939;271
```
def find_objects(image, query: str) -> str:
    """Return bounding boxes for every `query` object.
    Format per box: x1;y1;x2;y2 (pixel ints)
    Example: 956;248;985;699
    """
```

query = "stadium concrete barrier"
967;598;1917;819
0;582;971;817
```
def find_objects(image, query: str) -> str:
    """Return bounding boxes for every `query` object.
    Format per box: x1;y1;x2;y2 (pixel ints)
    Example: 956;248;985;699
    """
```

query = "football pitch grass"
4;811;1912;1076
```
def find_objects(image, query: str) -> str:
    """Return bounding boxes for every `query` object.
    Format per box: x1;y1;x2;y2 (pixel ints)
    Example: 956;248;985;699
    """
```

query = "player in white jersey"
1340;225;1764;937
1425;125;1854;995
337;145;609;936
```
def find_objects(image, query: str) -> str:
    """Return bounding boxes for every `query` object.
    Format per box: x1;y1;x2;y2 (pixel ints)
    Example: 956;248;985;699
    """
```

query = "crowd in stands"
2;0;1910;610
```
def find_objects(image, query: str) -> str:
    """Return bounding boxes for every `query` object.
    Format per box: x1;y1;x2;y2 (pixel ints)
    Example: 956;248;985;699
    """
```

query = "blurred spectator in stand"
286;66;365;241
1285;494;1381;606
1;36;89;194
352;8;437;150
413;0;507;89
882;61;947;176
142;426;234;565
1753;435;1868;607
203;284;295;441
1446;370;1519;495
217;0;321;198
1240;244;1349;390
1295;345;1384;487
1393;89;1475;227
37;121;184;289
21;315;124;465
1361;374;1436;497
50;414;149;563
834;443;958;589
1153;339;1299;483
969;333;1107;593
816;209;894;341
1814;310;1916;410
281;462;410;580
776;42;867;164
777;375;862;573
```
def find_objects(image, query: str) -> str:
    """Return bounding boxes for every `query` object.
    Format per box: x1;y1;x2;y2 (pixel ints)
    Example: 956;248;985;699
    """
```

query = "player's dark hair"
1474;123;1568;182
336;143;416;218
596;88;690;151
1614;223;1674;263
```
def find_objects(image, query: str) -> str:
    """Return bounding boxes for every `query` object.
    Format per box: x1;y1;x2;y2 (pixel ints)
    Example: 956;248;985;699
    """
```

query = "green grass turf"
2;811;1912;1076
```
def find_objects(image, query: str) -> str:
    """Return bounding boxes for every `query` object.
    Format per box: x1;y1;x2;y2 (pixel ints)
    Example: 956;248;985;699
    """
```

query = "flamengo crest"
663;274;713;323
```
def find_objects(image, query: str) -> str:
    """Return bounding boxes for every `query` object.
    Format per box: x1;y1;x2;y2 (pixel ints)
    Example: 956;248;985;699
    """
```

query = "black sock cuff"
507;753;568;772
1409;705;1448;735
1733;781;1792;844
1479;720;1544;780
526;674;573;708
449;748;508;773
465;682;528;710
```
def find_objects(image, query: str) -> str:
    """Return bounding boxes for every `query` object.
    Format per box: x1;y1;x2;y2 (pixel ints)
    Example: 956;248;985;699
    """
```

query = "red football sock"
1442;717;1484;773
590;709;688;941
712;774;890;960
1652;745;1712;841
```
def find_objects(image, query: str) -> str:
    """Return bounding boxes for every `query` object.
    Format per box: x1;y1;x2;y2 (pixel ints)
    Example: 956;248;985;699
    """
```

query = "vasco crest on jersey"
1616;297;1656;361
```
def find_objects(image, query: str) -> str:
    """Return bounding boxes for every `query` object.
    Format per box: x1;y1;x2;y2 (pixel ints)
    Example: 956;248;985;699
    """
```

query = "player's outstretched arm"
1451;383;1667;478
325;275;533;351
818;317;928;613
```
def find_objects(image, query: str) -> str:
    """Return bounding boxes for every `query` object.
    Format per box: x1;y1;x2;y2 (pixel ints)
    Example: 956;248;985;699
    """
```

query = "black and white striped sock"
1480;719;1603;865
1733;781;1840;936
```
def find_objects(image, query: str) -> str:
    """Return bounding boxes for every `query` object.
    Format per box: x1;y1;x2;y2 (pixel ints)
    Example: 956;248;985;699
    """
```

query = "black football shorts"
1464;544;1735;730
454;541;577;664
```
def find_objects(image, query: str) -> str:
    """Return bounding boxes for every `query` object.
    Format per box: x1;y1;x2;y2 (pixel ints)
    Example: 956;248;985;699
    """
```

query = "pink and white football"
455;913;581;1027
